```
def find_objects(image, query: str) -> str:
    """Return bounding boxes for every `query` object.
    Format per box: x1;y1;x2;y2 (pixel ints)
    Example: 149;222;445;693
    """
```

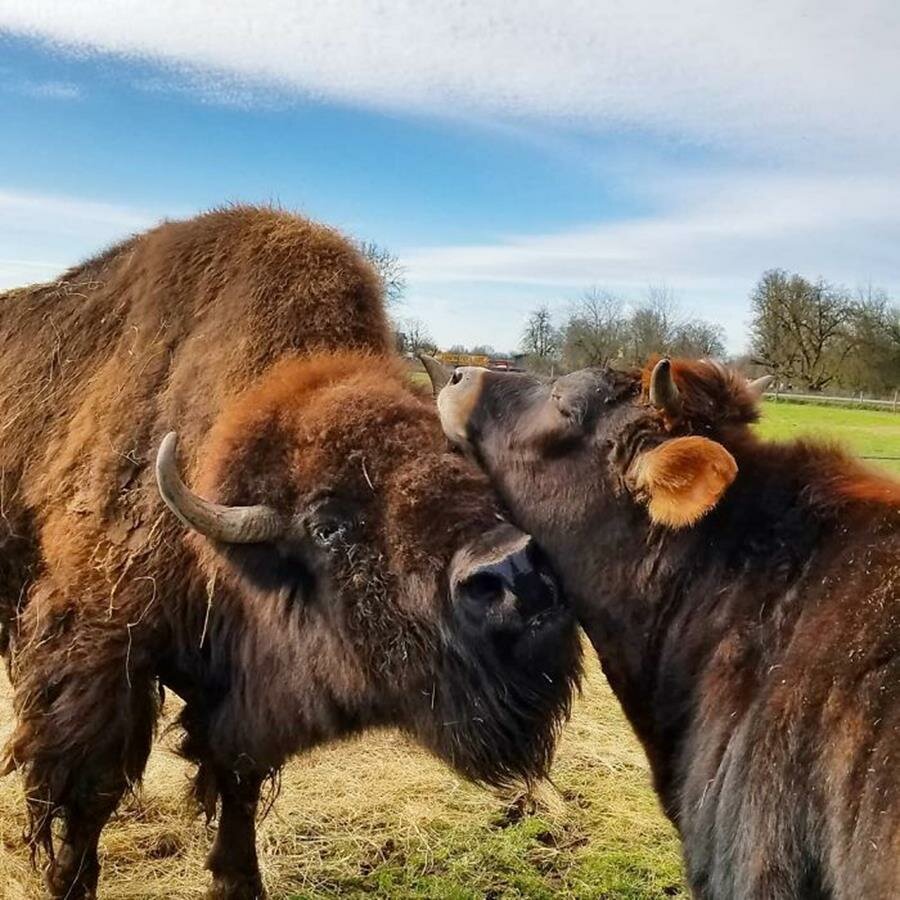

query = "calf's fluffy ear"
630;436;737;528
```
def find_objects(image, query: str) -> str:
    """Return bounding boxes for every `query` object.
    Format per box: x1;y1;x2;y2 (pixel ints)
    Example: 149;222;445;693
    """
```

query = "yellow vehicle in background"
435;351;491;368
432;352;524;372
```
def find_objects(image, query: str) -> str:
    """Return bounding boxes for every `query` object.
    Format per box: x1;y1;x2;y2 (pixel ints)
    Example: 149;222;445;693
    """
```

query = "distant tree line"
363;241;900;396
519;274;900;395
520;287;726;375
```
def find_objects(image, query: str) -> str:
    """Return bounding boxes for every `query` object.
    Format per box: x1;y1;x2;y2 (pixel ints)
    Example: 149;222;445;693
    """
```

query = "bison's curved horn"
649;359;682;418
419;354;453;397
747;374;774;399
155;432;283;544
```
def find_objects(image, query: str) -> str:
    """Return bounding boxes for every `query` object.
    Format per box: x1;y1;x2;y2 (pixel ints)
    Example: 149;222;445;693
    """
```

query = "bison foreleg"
42;787;122;900
204;768;266;900
7;593;161;899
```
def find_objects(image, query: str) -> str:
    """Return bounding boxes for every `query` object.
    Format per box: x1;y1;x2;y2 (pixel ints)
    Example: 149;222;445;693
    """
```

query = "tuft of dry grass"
0;648;684;898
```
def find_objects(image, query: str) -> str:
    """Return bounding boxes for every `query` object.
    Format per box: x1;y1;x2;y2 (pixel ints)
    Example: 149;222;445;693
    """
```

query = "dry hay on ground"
0;649;684;899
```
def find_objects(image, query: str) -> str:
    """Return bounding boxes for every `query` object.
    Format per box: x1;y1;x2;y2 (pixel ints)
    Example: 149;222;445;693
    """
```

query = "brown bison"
0;207;581;900
426;356;900;899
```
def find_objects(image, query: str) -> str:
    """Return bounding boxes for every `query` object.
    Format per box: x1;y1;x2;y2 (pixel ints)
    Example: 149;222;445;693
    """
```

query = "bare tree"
358;241;406;306
561;288;628;369
842;285;900;393
521;305;561;373
550;285;726;372
394;317;436;356
626;286;679;362
750;270;855;391
669;320;726;359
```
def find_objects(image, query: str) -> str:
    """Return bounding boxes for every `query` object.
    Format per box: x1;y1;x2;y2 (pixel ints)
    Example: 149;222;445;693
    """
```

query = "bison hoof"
44;858;99;899
206;875;267;900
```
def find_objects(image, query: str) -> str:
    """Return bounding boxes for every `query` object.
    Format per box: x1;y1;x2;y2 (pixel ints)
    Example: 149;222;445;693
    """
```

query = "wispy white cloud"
406;172;900;285
0;189;171;291
0;188;158;234
3;77;81;99
132;72;291;111
1;1;898;160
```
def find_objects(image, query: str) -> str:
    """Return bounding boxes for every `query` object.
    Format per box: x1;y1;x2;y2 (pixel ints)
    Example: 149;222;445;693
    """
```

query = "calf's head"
427;357;770;560
157;353;580;784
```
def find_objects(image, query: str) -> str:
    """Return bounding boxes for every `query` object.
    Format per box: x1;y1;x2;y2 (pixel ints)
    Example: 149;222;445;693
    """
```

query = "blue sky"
2;2;899;354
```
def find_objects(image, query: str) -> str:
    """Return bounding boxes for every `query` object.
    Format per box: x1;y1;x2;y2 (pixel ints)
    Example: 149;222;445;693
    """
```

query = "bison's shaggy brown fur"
0;207;580;899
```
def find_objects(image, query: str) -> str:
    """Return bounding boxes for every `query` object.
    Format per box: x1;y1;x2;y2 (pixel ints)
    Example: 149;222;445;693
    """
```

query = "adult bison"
426;356;899;899
0;207;581;900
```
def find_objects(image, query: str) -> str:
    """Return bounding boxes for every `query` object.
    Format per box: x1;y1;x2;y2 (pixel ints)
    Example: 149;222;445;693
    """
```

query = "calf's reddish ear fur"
630;436;738;528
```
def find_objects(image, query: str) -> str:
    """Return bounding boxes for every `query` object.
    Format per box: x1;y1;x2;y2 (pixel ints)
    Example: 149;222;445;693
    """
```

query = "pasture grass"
757;399;900;474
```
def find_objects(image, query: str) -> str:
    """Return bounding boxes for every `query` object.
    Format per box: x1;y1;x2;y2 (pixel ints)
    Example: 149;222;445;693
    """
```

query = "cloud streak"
2;1;899;159
3;78;81;99
0;188;158;235
0;189;168;291
406;172;900;285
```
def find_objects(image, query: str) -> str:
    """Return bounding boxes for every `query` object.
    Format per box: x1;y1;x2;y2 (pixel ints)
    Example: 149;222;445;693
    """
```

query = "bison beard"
326;534;579;789
0;207;580;900
422;625;578;787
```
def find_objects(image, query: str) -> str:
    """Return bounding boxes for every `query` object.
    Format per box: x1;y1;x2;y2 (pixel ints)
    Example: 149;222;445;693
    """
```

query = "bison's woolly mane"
0;205;392;629
195;351;433;507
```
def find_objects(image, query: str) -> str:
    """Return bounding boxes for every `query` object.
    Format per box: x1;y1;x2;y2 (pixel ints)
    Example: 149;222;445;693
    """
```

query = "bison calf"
428;356;900;899
0;208;580;899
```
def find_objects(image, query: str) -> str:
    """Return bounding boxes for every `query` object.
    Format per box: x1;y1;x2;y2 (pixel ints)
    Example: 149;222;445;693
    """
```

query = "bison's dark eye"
303;493;362;551
311;522;348;548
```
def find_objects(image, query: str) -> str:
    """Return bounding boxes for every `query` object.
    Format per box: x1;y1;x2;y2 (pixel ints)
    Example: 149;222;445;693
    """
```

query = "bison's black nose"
454;534;560;632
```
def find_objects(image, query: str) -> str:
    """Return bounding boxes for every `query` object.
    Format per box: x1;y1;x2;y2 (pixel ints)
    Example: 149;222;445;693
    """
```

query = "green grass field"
757;399;900;474
1;400;897;899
